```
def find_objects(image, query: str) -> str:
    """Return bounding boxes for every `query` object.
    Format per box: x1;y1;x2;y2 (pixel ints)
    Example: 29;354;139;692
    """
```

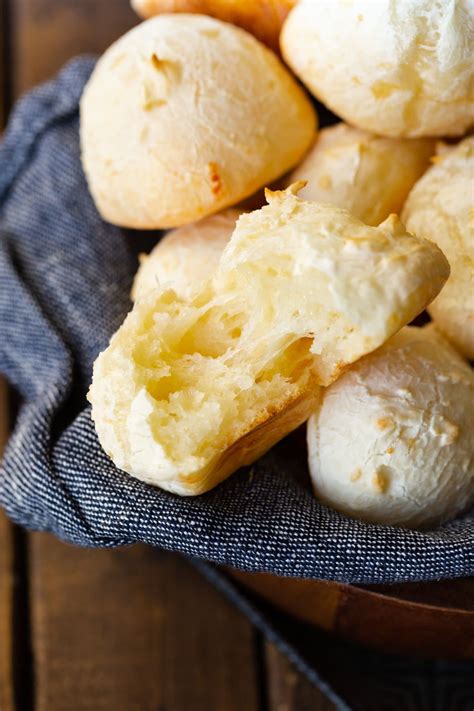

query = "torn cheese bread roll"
88;185;449;496
130;0;297;51
307;326;474;529
289;123;435;226
80;14;316;229
281;0;474;138
132;210;239;301
403;137;474;359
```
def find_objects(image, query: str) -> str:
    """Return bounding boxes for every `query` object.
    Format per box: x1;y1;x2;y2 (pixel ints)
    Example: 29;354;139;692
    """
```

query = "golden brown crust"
80;14;315;229
131;0;297;51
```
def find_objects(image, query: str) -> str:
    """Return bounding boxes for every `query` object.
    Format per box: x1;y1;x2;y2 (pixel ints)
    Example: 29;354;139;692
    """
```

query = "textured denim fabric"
0;58;473;584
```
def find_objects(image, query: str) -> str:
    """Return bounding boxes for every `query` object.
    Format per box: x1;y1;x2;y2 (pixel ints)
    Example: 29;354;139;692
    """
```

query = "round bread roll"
402;137;474;359
89;186;449;496
307;326;474;529
131;0;297;51
281;0;474;138
288;123;435;225
80;14;316;229
132;209;238;301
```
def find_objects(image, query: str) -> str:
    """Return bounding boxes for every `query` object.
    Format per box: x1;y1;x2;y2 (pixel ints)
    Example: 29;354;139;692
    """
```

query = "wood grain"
0;513;15;711
265;642;336;711
29;538;261;711
10;0;137;95
0;377;15;711
365;578;474;610
228;569;474;659
0;0;7;127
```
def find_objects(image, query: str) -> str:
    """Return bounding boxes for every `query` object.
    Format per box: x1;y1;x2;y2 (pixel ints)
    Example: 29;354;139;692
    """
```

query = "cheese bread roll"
89;186;449;495
289;124;435;226
281;0;474;137
403;137;474;359
307;326;474;528
81;15;316;229
131;0;296;51
132;210;238;301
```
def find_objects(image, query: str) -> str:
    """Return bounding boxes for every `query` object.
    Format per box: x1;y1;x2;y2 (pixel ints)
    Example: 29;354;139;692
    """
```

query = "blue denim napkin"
1;58;473;584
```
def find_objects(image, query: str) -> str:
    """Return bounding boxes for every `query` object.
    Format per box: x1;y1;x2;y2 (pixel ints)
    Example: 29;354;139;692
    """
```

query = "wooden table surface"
0;2;335;709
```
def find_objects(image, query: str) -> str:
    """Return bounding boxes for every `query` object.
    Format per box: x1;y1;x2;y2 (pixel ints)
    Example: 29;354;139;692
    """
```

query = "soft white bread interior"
132;210;238;301
80;14;316;229
307;326;474;529
403;137;474;359
288;123;435;226
88;185;449;496
281;0;474;138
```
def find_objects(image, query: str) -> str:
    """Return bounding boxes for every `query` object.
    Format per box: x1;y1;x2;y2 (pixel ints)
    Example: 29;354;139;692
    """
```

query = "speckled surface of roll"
403;137;474;359
132;209;238;301
288;123;435;225
80;14;316;228
281;0;474;137
307;326;474;529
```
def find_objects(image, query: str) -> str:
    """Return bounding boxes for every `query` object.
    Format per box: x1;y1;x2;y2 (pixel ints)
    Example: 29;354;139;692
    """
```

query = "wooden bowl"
227;569;474;659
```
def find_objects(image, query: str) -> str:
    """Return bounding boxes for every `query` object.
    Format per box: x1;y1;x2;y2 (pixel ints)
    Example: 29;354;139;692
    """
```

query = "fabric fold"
0;57;472;584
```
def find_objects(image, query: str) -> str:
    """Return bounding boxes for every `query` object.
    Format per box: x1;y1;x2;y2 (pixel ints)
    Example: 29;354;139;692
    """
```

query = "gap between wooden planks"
2;1;336;709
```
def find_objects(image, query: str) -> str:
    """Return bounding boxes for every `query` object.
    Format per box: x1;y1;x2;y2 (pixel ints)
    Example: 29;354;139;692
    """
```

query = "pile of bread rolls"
82;0;474;530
